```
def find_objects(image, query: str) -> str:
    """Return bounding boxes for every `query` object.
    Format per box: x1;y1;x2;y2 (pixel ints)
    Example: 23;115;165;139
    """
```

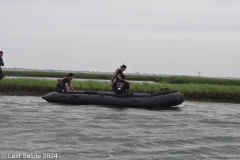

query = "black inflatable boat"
42;89;185;108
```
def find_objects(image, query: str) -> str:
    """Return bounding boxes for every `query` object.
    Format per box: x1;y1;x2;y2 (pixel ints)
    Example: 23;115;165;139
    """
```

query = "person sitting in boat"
55;73;75;92
112;73;130;94
0;51;4;79
110;64;127;86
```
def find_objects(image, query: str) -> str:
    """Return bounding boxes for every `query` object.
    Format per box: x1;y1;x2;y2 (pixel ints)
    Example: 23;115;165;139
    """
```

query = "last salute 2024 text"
6;152;58;159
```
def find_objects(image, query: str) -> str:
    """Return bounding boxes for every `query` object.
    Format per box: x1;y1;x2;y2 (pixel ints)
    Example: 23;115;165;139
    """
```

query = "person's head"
67;73;74;80
120;65;127;71
0;51;3;57
118;73;125;80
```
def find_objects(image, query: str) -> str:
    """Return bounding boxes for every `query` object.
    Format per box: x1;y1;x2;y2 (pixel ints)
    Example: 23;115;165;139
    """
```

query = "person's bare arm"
69;83;75;91
65;83;70;92
110;77;117;86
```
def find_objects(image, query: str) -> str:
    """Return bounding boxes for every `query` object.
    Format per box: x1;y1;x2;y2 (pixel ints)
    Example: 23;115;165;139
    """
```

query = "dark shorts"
0;69;4;79
55;86;64;92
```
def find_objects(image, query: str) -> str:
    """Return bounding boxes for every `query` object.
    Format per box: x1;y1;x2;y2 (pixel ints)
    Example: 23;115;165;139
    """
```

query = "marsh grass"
4;70;240;85
1;78;240;103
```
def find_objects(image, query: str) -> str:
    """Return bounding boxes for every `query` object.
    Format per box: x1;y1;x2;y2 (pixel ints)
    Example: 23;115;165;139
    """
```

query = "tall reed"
1;78;240;103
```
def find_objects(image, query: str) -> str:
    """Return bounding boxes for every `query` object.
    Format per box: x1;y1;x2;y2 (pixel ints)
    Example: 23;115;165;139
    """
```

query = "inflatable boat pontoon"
42;90;185;108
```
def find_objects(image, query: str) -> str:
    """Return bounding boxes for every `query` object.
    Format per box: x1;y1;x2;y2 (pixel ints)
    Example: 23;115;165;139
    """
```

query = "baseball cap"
67;73;74;77
120;65;127;68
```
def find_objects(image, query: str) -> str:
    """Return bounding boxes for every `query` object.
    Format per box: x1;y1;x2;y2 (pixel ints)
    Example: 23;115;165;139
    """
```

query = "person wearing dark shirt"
110;64;127;86
112;73;130;94
55;73;75;92
0;51;4;79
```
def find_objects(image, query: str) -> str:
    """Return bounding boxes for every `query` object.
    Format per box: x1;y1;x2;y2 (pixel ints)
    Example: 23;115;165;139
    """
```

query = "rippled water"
0;96;239;160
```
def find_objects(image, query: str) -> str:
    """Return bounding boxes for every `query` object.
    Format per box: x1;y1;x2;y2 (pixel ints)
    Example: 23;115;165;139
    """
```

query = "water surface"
0;96;239;160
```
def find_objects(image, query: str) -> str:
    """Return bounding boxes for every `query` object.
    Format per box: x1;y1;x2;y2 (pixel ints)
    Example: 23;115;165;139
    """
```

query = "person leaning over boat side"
112;73;130;94
0;51;4;79
55;73;75;92
110;64;127;86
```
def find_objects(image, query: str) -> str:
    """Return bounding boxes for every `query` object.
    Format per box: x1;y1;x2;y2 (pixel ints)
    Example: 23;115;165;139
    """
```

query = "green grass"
1;78;240;103
154;76;240;85
4;70;240;85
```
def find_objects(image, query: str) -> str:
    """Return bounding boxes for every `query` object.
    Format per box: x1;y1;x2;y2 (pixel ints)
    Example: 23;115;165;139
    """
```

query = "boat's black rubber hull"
42;91;185;108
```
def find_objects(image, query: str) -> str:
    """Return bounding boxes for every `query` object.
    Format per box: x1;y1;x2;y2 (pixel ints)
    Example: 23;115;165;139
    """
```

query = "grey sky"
1;0;240;77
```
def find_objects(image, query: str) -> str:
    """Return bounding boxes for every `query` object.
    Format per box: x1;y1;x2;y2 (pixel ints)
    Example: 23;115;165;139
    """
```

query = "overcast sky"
1;0;240;77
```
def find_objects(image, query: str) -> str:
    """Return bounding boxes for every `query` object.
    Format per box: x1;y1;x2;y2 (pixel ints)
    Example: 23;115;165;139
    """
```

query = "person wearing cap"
0;51;4;79
110;64;127;86
112;73;130;94
55;73;75;92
